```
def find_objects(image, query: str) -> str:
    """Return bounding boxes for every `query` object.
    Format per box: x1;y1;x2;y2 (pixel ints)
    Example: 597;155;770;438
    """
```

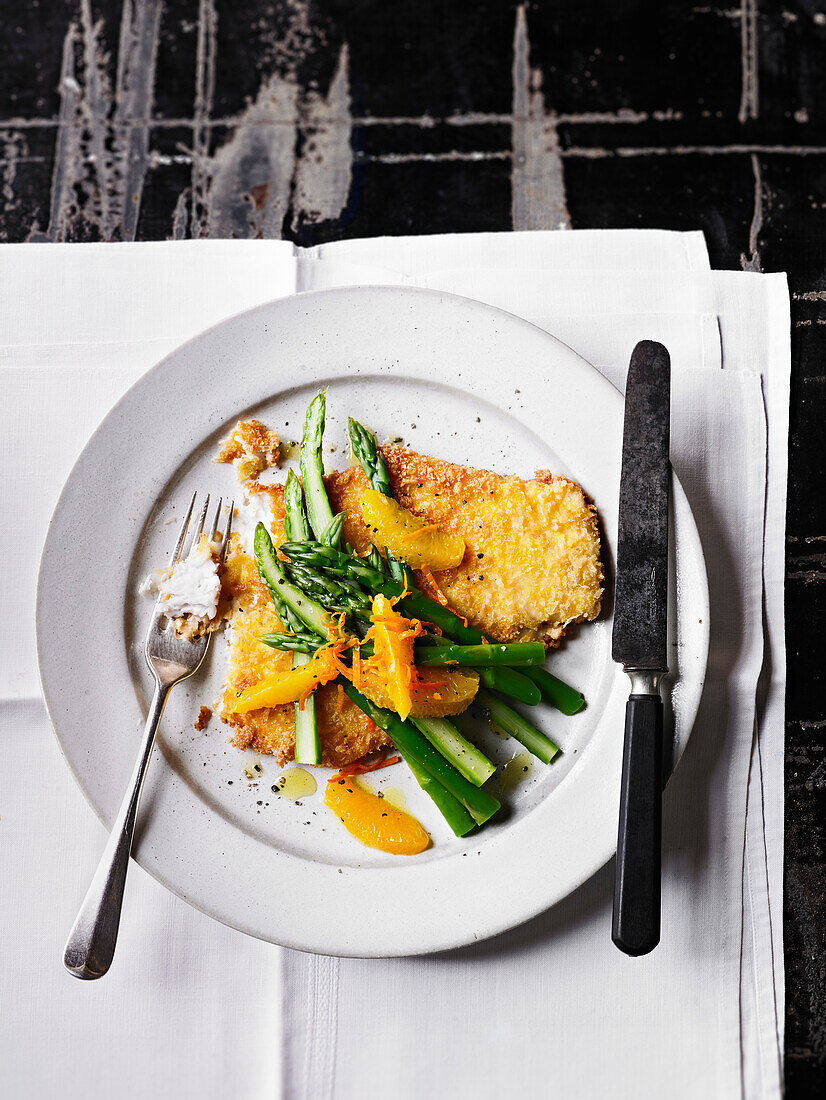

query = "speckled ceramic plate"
37;287;709;957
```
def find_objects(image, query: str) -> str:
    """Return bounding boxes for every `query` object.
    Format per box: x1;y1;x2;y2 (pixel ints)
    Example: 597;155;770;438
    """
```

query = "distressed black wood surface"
1;1;823;1093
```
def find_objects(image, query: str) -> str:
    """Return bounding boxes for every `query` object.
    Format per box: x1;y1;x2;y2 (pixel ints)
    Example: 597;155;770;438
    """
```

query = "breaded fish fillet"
327;447;603;646
218;483;390;767
219;448;601;766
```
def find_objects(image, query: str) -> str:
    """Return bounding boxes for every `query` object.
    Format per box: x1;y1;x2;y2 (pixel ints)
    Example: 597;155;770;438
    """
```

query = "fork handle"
63;681;169;980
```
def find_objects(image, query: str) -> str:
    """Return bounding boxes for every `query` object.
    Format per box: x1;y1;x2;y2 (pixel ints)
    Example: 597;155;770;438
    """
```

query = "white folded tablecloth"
0;230;787;1100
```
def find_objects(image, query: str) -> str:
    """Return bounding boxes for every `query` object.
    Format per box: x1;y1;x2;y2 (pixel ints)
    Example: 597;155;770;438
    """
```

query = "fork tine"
220;501;234;562
169;492;197;565
183;494;211;558
210;497;223;541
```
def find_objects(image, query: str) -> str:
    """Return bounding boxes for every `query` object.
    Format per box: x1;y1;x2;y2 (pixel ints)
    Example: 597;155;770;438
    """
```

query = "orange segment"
366;593;417;719
233;649;338;713
358;665;479;717
359;488;465;570
324;777;430;855
357;593;479;718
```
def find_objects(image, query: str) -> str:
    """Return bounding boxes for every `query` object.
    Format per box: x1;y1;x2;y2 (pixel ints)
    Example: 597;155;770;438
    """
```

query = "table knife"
611;340;671;956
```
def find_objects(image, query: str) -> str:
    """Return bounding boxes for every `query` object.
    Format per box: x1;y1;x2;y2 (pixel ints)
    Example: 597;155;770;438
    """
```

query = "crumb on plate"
215;419;280;483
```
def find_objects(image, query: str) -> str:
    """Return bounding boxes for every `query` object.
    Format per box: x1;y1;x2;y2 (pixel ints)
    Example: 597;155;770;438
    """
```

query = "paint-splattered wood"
0;1;824;1093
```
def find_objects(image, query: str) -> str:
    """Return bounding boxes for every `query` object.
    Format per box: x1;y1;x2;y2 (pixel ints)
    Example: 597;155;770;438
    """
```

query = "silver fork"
63;493;233;980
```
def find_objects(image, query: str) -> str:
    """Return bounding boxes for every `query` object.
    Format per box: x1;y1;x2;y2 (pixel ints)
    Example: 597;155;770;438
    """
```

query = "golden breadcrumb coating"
326;447;603;646
218;484;389;766
215;419;280;482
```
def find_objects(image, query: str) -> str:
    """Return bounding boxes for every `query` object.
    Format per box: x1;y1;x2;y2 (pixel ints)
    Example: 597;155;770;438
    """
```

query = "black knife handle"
612;693;663;956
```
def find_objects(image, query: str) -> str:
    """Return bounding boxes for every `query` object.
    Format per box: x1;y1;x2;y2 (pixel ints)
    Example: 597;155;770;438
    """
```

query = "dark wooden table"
1;1;822;1092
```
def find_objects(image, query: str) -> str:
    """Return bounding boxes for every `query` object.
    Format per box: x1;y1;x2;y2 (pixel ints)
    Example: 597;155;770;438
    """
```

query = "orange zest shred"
336;683;345;714
326;611;348;644
420;568;448;605
418;621;443;635
358;594;426;720
398;524;441;542
420;569;469;628
311;615;364;691
330;750;401;782
411;675;447;691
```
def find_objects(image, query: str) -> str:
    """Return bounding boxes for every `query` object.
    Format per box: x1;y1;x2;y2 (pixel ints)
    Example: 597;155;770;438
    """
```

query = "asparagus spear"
415;641;544;668
411;716;495;786
260;631;320;652
287;561;369;610
478;667;542;706
283;470;311;542
476;688;560;765
522;667;585;715
282;473;321;766
403;756;476;837
291;655;320;764
318;512;345;547
260;632;545;671
343;684;500;825
417;633;541;703
348;417;392;495
366;545;385;574
385;548;409;585
300;391;339;544
254;524;330;637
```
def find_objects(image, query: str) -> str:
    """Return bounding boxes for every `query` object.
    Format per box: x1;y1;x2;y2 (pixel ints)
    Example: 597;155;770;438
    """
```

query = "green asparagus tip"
283;469;311;543
318;512;345;547
348;417;392;495
300;390;336;540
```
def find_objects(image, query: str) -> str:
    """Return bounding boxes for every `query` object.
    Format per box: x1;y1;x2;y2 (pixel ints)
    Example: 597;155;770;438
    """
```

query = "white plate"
37;287;709;957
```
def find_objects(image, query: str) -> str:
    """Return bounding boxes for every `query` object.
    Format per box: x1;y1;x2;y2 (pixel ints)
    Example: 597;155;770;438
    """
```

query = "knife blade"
611;340;671;957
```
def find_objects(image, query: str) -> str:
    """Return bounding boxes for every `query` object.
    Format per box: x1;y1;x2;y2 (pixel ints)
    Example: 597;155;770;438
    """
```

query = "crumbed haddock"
218;447;602;765
327;446;603;646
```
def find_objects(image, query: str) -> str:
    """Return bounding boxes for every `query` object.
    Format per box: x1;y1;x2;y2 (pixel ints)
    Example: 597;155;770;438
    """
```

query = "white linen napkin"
0;231;786;1100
